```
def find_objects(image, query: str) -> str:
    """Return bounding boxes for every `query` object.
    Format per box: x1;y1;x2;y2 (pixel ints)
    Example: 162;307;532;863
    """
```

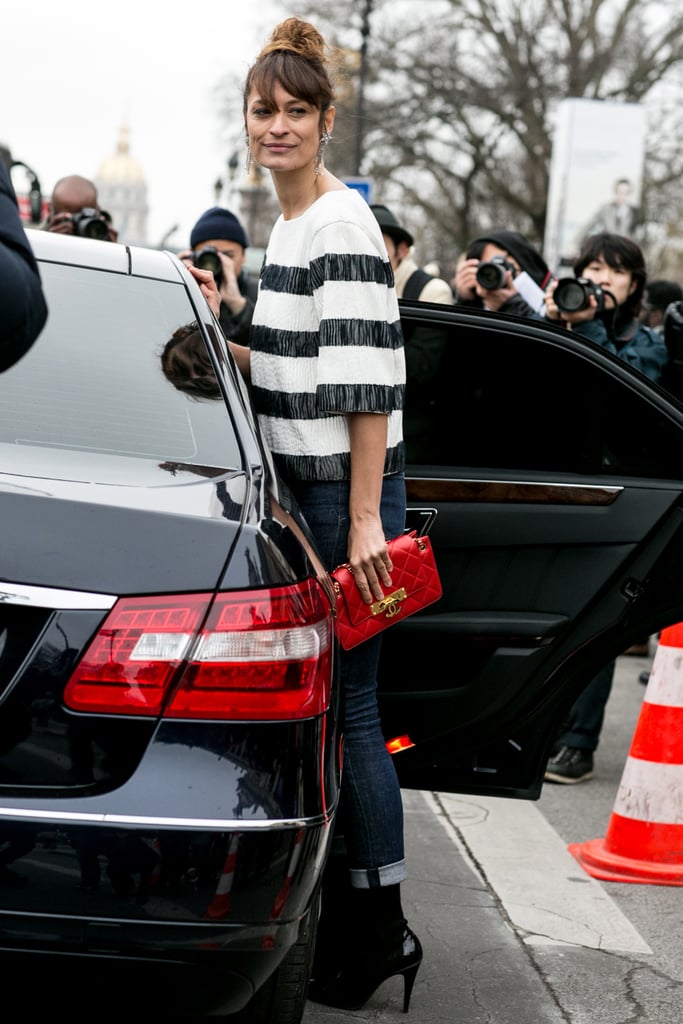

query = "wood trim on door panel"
406;478;622;506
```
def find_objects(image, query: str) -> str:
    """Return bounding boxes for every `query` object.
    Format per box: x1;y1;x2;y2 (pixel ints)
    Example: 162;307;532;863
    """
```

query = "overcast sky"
2;0;280;248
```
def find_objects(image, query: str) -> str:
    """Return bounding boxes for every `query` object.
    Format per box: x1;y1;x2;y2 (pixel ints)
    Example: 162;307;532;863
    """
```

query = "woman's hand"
188;264;221;317
347;517;394;604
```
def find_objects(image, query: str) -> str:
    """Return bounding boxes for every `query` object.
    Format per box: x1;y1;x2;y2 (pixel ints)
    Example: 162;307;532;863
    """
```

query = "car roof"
26;228;183;282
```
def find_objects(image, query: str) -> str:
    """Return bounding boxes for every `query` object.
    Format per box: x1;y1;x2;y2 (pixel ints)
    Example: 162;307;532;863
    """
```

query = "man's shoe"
544;746;594;784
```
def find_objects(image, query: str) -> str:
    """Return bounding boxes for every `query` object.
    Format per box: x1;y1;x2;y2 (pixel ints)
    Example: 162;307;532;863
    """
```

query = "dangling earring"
315;129;332;176
245;146;253;173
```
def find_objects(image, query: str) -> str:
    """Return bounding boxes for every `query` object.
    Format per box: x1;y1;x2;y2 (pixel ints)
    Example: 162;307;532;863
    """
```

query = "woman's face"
581;254;636;309
245;81;333;175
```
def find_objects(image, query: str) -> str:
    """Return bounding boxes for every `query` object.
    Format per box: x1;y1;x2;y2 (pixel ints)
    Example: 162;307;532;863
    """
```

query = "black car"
0;231;338;1019
2;231;683;1019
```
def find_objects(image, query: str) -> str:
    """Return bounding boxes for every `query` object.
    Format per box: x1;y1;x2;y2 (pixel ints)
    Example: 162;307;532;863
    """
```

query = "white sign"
544;99;647;273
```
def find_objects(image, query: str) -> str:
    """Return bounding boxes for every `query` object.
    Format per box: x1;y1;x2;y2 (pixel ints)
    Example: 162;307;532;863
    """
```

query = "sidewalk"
304;789;567;1023
304;652;683;1022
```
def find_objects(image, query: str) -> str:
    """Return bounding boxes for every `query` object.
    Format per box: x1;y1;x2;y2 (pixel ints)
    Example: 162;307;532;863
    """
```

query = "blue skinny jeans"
291;474;407;890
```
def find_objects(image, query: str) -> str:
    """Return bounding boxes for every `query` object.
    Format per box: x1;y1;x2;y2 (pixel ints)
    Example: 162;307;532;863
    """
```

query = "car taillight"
64;580;333;720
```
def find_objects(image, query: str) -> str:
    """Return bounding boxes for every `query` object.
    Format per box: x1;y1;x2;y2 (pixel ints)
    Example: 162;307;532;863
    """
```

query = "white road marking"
418;790;652;954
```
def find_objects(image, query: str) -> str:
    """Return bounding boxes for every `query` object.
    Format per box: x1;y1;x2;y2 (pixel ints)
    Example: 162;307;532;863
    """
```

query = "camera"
192;246;224;287
70;207;111;241
476;255;515;290
554;277;604;314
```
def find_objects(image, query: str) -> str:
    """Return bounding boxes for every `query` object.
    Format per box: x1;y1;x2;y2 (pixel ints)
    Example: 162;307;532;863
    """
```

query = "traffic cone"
569;623;683;885
270;829;305;920
204;833;240;919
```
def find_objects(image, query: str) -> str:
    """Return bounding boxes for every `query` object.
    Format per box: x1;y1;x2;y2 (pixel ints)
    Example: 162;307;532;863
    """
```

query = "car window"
403;314;683;478
0;262;242;483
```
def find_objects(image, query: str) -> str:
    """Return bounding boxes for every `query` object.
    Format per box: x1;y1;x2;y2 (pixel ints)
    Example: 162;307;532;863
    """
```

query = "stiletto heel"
401;958;420;1013
308;923;423;1012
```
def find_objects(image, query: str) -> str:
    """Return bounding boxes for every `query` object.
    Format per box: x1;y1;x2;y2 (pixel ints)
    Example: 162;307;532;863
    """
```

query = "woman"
229;16;421;1014
544;232;668;382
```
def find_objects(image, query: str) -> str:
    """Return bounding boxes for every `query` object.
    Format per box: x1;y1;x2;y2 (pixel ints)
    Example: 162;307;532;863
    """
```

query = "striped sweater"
250;189;406;483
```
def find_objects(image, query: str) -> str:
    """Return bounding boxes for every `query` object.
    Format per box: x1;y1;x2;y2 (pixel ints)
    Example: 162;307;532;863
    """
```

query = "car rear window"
0;262;243;483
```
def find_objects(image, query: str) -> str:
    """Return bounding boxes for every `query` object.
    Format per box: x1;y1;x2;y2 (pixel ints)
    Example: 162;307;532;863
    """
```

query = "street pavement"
303;647;683;1023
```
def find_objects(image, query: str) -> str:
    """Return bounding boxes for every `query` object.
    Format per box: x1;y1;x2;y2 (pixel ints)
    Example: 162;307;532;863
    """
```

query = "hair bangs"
244;51;331;116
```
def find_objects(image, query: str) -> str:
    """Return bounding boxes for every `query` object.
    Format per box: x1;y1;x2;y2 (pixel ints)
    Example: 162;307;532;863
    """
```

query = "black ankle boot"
308;920;422;1012
308;884;423;1013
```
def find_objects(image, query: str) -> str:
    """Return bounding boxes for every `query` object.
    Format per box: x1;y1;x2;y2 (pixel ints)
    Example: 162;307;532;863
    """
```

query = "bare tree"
270;0;683;273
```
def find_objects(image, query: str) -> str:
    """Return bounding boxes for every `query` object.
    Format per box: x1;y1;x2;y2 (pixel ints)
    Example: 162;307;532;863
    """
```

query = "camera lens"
71;208;110;241
554;278;590;313
82;218;110;241
193;247;224;287
476;261;508;290
194;249;222;277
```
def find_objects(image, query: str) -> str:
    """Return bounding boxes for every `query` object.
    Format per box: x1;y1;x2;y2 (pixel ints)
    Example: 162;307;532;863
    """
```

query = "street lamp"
227;150;240;204
353;0;373;176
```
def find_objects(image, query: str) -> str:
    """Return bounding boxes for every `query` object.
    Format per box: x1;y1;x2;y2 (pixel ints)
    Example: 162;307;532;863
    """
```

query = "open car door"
378;303;683;798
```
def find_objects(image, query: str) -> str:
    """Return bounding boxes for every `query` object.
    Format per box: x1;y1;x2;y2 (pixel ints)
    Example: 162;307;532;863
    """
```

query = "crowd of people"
4;13;683;1015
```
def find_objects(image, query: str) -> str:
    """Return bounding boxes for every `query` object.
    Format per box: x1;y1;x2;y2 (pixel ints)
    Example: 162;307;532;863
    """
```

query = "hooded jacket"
457;229;552;318
468;230;552;289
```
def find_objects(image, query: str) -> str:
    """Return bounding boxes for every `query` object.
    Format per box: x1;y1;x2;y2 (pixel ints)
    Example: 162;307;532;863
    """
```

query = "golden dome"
96;124;145;185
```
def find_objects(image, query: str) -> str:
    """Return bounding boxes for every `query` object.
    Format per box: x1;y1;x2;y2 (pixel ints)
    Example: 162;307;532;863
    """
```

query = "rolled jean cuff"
350;858;407;889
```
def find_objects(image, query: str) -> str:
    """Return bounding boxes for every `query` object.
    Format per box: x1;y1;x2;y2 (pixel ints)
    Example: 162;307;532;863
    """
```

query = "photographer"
453;229;553;318
544;232;668;383
544;232;667;783
43;174;117;242
180;207;258;346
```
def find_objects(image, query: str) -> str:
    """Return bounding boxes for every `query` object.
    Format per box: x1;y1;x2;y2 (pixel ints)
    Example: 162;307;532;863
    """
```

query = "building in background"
95;124;149;245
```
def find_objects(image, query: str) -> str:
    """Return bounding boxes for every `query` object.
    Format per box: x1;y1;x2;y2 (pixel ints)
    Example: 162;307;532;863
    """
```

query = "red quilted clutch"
330;530;442;650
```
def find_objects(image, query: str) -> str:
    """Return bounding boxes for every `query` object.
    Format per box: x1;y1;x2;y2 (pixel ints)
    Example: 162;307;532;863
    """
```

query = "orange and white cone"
204;833;240;919
569;623;683;885
270;829;305;920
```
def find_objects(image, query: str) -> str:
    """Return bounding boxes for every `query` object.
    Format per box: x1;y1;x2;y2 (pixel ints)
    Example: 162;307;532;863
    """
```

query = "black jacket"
0;161;48;371
219;271;259;346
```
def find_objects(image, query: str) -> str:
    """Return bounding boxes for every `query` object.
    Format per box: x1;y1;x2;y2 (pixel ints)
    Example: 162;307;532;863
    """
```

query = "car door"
378;301;683;799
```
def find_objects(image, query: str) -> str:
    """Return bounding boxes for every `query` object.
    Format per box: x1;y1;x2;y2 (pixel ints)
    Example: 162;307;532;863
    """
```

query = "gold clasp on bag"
371;588;407;617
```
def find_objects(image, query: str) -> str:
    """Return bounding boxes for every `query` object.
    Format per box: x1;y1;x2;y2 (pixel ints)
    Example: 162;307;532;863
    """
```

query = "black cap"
370;204;414;247
190;207;249;250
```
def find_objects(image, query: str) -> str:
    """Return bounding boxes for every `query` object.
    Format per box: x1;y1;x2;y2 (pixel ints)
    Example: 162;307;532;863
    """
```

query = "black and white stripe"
250;190;406;484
